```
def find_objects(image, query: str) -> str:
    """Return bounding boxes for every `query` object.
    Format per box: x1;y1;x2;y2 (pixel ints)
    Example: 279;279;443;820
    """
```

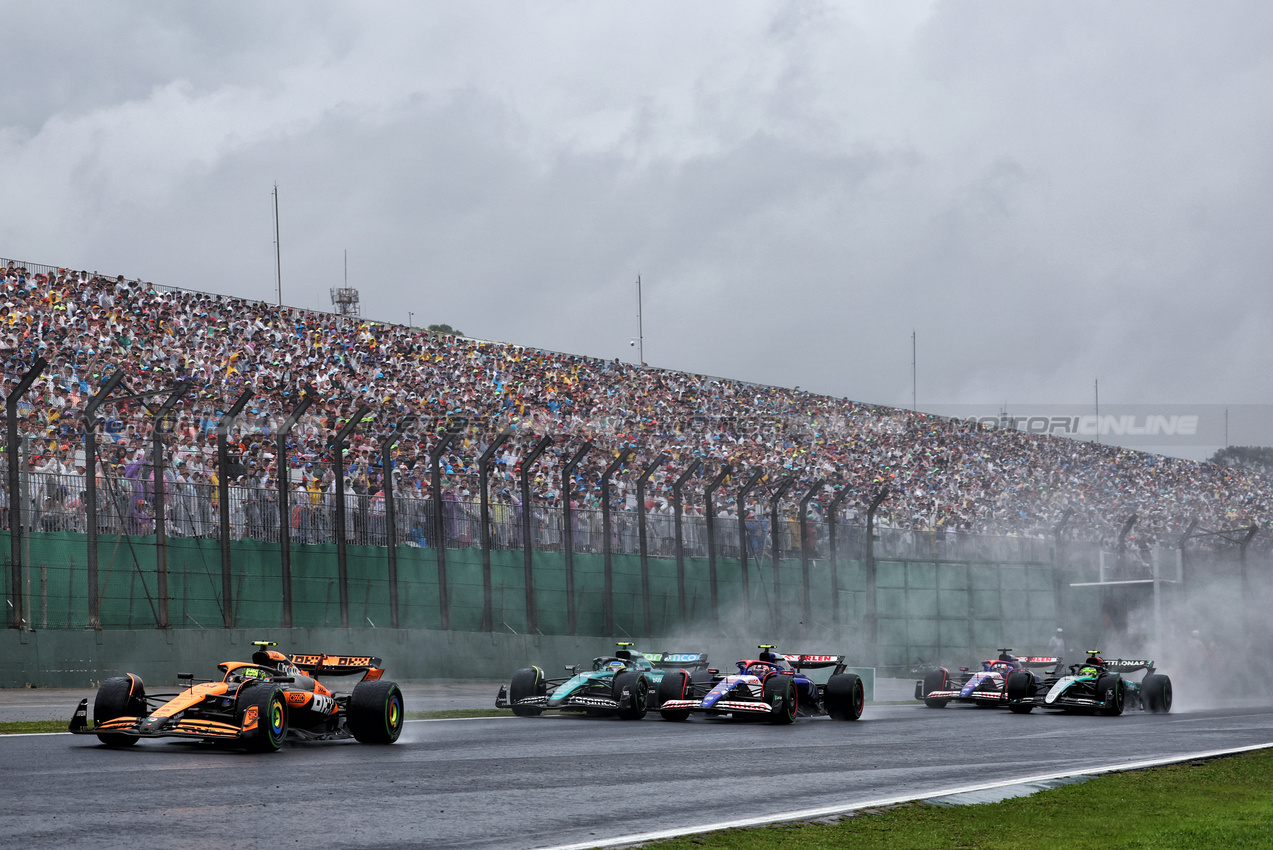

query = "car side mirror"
177;672;193;681
565;665;578;675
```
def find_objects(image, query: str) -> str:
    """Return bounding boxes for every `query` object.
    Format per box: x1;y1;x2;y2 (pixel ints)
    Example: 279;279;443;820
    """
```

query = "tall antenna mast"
911;330;917;412
1094;378;1100;445
637;274;644;366
273;183;282;307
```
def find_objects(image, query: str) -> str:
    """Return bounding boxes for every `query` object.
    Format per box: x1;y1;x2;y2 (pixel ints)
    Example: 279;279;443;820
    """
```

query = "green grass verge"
642;749;1273;850
0;720;69;734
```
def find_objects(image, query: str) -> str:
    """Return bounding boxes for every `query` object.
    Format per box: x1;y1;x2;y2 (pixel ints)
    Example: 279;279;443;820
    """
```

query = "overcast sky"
3;2;1271;423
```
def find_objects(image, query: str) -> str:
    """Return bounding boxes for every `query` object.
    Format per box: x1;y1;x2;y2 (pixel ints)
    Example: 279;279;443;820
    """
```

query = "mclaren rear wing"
290;653;385;679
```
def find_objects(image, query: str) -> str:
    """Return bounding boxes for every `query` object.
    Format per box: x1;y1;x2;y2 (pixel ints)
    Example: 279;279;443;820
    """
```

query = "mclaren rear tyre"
509;667;546;717
922;668;949;708
657;669;691;721
1096;673;1125;717
93;675;145;747
1142;674;1173;714
612;672;649;721
763;675;798;725
824;672;864;721
243;686;289;753
349;680;405;744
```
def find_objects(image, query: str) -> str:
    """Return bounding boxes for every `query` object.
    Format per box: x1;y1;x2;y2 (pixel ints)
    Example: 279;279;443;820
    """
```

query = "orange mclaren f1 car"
69;641;404;751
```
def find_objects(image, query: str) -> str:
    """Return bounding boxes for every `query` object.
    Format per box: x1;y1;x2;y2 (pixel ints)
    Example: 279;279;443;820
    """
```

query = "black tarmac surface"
1;692;1270;849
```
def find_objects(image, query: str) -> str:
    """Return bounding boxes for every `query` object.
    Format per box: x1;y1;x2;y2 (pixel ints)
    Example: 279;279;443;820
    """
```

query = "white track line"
534;741;1273;850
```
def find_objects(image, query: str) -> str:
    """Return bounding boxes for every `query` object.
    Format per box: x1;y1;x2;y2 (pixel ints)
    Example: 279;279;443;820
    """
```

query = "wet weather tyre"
509;667;546;717
1142;674;1173;714
243;685;288;752
922;668;949;708
825;673;864;721
612;672;649;720
657;669;691;721
93;675;144;747
1005;669;1035;713
763;675;798;725
349;680;405;744
1096;673;1125;716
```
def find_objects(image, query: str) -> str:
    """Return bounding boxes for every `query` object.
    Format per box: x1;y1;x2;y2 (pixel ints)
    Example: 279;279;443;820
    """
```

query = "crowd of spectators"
2;258;1270;554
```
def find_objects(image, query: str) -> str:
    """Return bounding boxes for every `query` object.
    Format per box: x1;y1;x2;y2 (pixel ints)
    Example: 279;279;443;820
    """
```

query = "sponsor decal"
243;706;259;724
662;653;704;663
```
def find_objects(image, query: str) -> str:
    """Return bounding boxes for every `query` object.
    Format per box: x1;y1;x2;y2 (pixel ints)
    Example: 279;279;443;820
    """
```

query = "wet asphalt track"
2;700;1271;850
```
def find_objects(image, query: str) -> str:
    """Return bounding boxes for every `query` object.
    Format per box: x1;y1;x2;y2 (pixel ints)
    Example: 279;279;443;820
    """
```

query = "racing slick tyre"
93;675;145;747
349;679;405;744
242;685;289;752
612;671;649;721
824;672;864;721
922;668;949;708
763;675;798;725
1142;674;1173;714
1005;670;1035;714
1096;673;1125;716
657;669;692;721
509;667;546;717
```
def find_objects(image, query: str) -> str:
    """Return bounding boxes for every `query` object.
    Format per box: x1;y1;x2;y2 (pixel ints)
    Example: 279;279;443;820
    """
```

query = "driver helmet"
607;660;625;674
1078;665;1099;678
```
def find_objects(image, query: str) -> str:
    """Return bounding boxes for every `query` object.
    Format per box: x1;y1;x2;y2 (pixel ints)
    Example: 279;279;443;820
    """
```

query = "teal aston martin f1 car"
1004;650;1173;715
496;643;710;720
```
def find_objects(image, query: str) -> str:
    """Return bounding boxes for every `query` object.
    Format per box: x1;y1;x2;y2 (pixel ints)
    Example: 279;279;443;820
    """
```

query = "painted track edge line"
533;741;1273;850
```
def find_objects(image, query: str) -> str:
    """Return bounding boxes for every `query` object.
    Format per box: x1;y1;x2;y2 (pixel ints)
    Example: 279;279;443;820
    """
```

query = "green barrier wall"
3;529;1076;685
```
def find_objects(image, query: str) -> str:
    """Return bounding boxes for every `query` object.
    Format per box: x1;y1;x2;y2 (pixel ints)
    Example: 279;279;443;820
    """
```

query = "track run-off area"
1;694;1271;850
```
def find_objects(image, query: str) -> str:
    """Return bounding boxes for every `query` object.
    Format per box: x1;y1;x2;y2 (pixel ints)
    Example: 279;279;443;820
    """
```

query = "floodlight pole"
865;489;889;667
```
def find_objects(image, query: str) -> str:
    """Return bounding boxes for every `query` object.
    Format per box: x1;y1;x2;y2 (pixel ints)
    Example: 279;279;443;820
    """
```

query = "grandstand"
1;255;1267;551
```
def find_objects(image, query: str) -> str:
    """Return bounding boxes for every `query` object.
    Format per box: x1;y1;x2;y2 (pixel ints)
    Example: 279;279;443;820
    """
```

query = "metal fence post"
635;453;666;635
276;388;316;629
216;389;253;629
825;483;852;633
703;464;731;634
6;357;44;629
561;440;593;635
736;469;764;633
520;435;554;634
671;460;702;626
797;479;825;636
601;447;633;636
381;414;417;630
83;369;127;630
330;403;371;629
865;489;889;666
768;477;794;633
478;430;512;632
149;380;192;629
429;430;458;630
